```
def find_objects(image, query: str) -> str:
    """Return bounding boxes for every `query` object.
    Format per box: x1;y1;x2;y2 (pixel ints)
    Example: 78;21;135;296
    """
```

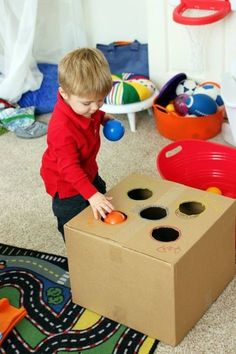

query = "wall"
83;0;147;46
147;0;236;86
83;0;236;87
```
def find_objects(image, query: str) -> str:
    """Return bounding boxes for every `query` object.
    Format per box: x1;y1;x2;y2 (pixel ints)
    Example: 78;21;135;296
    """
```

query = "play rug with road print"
0;243;159;353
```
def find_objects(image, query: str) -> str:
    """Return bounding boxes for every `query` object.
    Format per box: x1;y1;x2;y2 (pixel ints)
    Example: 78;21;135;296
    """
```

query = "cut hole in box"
127;188;153;200
152;226;180;242
140;206;167;220
177;201;205;217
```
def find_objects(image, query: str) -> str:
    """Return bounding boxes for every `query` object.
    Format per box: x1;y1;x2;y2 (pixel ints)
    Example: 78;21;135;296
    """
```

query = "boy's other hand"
88;192;114;220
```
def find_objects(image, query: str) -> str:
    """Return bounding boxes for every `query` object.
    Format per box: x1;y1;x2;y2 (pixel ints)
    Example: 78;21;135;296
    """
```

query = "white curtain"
0;0;87;103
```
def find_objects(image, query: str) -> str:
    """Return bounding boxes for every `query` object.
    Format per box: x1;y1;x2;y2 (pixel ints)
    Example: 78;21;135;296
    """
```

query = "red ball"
173;94;189;115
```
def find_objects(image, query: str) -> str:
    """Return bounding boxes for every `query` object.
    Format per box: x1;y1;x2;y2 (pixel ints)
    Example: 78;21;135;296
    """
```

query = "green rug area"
0;243;159;353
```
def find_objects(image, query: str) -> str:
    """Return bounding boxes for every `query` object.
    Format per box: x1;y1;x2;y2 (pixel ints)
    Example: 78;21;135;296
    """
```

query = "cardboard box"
65;174;236;346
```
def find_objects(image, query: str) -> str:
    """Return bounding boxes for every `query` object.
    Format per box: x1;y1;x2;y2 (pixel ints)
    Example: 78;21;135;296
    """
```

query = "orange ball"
206;186;222;195
104;211;126;224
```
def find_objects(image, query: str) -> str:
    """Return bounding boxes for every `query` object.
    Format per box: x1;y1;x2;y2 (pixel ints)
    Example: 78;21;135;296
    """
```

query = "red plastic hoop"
173;0;231;25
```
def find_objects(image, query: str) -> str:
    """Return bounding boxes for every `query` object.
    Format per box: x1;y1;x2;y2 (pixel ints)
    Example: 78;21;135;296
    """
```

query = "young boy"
40;48;114;239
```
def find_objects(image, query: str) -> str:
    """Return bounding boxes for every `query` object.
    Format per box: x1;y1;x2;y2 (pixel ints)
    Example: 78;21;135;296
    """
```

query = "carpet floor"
0;111;235;353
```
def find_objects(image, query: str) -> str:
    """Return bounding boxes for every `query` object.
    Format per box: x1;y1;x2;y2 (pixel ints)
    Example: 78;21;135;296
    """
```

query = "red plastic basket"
157;139;236;198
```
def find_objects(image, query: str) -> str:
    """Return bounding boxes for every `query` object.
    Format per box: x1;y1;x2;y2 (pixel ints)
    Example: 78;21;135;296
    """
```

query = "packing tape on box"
154;186;186;205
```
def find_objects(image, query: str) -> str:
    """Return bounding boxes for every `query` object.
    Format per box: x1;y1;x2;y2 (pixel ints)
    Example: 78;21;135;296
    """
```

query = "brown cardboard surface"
65;174;236;346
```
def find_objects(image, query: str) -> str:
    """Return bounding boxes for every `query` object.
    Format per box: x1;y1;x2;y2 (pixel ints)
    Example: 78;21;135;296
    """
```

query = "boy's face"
59;88;104;118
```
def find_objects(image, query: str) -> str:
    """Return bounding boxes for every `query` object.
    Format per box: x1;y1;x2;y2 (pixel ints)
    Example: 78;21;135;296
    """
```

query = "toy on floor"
103;119;125;141
153;73;225;140
102;73;159;132
0;298;27;345
157;139;236;199
65;173;236;345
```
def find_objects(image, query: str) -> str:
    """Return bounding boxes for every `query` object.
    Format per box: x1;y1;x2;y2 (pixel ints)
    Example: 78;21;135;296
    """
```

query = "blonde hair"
58;48;112;98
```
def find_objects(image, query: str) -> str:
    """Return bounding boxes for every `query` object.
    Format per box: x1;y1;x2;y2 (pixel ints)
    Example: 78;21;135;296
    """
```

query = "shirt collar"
57;92;94;129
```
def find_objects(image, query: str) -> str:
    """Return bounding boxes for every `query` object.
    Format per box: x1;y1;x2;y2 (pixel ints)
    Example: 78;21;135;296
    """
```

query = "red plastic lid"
173;0;231;25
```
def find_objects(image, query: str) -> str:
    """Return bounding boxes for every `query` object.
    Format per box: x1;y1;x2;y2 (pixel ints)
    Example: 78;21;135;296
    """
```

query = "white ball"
176;79;198;96
194;82;224;106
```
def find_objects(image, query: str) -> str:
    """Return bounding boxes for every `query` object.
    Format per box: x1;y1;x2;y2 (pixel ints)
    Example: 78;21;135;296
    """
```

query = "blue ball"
103;119;125;141
186;94;218;116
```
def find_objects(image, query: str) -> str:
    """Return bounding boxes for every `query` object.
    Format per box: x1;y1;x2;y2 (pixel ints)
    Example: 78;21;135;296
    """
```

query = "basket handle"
153;103;180;116
153;103;169;113
162;144;184;159
173;0;231;25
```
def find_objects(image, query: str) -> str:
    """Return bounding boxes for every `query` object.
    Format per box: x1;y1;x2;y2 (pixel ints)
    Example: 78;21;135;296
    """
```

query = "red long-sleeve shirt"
40;93;105;200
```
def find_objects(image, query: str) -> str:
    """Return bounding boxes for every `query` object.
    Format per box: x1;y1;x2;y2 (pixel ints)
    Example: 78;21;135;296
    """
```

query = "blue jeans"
52;174;106;239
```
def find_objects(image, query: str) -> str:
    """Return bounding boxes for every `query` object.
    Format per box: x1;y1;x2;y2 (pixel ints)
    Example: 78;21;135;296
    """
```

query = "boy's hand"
102;114;114;126
88;192;114;220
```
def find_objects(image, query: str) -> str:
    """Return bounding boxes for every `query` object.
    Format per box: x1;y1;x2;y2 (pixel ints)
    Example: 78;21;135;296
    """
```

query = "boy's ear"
59;87;68;100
